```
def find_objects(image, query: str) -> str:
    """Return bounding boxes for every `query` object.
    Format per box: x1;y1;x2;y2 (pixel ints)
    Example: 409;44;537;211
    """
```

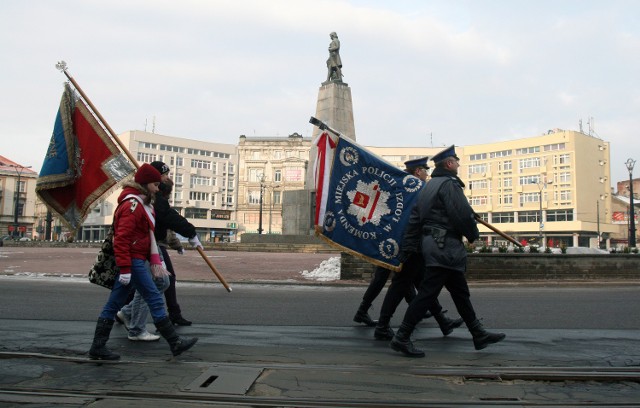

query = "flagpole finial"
55;61;68;72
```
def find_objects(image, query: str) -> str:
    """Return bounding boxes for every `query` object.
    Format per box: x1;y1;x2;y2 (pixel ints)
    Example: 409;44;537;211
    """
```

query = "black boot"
374;316;394;340
353;302;377;327
171;315;193;326
433;311;464;336
89;318;120;360
155;317;198;356
389;322;425;357
468;319;505;350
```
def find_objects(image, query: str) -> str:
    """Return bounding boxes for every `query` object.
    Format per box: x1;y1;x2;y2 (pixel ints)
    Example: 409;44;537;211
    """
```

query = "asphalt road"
1;277;638;329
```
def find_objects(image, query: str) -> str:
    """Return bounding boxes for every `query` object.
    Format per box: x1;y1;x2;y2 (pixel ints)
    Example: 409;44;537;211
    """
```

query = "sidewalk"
2;319;639;406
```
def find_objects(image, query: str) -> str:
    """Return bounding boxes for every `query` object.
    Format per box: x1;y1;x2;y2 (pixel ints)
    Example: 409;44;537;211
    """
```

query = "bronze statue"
326;32;343;82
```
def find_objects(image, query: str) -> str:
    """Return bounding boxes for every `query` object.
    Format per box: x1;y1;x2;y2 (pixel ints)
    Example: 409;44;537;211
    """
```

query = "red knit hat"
134;163;162;185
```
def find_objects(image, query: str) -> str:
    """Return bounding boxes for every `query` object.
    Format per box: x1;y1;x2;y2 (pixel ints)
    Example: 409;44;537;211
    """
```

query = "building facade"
0;156;38;239
236;133;311;235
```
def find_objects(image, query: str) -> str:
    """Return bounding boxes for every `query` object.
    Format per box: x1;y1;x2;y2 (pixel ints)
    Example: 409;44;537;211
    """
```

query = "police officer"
352;157;428;326
390;145;505;357
374;157;463;340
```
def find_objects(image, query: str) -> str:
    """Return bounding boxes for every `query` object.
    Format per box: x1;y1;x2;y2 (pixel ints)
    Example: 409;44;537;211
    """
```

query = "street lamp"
9;164;32;239
625;158;636;247
257;174;265;234
534;177;552;248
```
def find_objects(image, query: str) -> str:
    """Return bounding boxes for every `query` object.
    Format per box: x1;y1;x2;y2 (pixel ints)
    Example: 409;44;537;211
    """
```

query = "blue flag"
315;137;423;271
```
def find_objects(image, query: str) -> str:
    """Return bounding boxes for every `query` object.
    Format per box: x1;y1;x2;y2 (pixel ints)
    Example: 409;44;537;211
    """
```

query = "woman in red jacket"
89;163;197;360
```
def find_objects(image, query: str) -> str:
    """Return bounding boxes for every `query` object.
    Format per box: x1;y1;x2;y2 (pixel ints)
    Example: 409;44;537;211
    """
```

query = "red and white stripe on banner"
313;131;337;227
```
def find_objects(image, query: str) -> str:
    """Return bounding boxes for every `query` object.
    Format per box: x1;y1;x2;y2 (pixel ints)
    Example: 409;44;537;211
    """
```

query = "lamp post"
534;178;552;248
9;164;32;239
625;158;636;247
257;174;265;234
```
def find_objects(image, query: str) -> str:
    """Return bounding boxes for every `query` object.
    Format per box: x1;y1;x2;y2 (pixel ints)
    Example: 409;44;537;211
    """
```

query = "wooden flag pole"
56;60;232;292
56;61;138;168
197;247;232;292
475;215;523;247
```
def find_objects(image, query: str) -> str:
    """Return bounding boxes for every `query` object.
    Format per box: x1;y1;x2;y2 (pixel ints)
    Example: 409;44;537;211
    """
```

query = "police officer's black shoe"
469;319;505;350
374;324;394;340
433;312;464;336
353;302;377;327
389;322;424;357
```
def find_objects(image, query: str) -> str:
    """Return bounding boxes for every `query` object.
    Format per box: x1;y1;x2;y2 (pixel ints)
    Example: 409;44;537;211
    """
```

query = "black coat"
153;184;196;242
401;167;479;272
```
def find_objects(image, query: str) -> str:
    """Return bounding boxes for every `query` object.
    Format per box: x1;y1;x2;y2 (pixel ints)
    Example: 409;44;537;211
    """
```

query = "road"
1;277;638;329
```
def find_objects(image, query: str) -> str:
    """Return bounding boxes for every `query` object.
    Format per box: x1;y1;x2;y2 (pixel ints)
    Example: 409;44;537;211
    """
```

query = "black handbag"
88;226;118;289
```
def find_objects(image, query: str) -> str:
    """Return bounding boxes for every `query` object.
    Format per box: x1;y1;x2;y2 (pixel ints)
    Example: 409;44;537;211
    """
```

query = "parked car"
1;235;12;241
18;237;31;241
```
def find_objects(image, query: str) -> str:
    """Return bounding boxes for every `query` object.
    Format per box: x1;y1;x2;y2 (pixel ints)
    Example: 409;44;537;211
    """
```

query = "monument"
283;32;358;235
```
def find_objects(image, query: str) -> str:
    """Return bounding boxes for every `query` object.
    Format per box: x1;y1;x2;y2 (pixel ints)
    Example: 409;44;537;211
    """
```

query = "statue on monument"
326;32;343;83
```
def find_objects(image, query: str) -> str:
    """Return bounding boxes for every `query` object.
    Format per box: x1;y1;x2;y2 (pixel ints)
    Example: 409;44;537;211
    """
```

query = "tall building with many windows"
0;156;38;239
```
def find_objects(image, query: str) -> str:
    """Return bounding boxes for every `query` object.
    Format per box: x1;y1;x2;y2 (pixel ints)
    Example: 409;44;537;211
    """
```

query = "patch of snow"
300;256;341;281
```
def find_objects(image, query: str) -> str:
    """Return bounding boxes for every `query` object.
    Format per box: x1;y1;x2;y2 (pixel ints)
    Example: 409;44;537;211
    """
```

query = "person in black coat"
150;161;202;326
389;146;505;357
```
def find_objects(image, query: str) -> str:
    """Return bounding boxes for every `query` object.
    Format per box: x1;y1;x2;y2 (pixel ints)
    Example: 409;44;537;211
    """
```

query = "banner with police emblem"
314;137;423;272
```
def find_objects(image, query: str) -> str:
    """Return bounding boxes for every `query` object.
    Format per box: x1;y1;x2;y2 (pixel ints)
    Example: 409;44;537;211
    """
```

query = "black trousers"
361;265;416;306
402;264;477;328
159;246;182;319
379;253;437;321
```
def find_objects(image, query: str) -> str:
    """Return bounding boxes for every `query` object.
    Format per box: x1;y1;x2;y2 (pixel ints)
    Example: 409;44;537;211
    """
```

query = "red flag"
36;85;135;234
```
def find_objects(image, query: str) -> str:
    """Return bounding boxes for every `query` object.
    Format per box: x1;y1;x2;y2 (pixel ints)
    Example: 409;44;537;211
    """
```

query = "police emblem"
339;146;359;167
346;180;391;226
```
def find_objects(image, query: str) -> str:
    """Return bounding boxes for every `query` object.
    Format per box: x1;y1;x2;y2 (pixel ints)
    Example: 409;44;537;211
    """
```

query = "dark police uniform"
390;145;505;357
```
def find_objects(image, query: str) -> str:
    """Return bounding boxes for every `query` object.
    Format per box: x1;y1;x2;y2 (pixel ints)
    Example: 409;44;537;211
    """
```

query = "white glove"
118;273;131;286
188;235;203;249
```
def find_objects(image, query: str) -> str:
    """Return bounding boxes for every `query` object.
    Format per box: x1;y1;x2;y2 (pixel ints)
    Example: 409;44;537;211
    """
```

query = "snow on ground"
300;256;341;281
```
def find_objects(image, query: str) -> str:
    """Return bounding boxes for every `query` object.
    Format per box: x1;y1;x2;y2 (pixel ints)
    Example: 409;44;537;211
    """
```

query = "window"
518;157;541;170
490;150;512;158
169;156;184;167
226;163;235;174
469;153;487;161
211;194;216;207
139;142;157;150
174;173;183;185
273;150;283;159
469;196;488;206
226;196;234;205
519;175;541;185
499;161;513;171
160;144;184;153
503;178;513;188
251;151;261;160
547;209;573;222
190;175;210;188
493;212;514;223
518;211;540;223
227;180;235;189
499;194;513;205
248;190;261;205
191;159;211;170
544;143;565;151
555;154;571;165
519;192;540;206
249;169;264;182
469;180;488;190
189;191;210;201
211;162;217;174
274;170;282;183
273;190;282;205
137;152;158;163
185;208;208;219
558;172;571;184
468;164;487;176
555;190;572;201
516;146;540;155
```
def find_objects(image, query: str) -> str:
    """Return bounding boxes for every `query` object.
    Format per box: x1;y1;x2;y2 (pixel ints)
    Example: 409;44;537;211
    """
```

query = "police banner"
314;136;423;271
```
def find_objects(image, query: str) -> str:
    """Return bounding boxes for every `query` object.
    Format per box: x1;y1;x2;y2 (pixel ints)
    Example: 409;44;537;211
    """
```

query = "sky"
1;0;639;185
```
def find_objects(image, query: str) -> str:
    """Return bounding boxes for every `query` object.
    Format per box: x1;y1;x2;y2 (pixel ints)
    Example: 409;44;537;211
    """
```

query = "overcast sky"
1;0;639;184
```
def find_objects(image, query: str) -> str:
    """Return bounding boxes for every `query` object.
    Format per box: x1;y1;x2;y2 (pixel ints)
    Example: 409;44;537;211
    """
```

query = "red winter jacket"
113;184;154;274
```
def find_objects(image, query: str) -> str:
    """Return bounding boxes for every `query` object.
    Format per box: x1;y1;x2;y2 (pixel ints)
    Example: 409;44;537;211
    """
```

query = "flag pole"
475;215;523;247
56;61;138;168
55;60;233;291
